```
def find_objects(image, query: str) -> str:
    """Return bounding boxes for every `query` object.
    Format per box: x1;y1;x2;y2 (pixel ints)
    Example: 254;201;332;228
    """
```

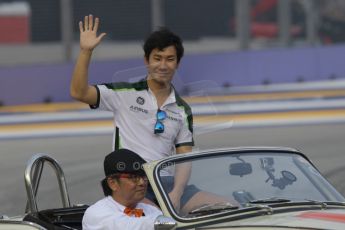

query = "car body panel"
0;219;46;230
144;147;345;229
2;146;345;230
199;209;345;229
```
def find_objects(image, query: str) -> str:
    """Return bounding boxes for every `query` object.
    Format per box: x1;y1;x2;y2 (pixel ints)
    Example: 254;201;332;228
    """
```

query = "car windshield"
156;150;345;219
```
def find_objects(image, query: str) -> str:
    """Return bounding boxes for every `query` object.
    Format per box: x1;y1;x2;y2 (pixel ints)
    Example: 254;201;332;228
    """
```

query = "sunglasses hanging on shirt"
154;109;167;134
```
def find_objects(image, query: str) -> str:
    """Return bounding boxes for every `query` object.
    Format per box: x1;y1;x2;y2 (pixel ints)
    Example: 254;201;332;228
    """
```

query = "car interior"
23;154;87;230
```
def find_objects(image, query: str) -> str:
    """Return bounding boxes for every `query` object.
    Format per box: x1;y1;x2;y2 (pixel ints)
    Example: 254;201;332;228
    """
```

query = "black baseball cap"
104;149;146;176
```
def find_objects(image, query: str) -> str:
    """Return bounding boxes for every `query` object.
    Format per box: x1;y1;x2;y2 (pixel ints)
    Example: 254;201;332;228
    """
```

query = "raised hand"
79;14;106;51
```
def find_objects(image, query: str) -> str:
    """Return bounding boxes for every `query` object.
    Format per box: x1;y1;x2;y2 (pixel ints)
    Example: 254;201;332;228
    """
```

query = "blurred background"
0;0;345;105
1;0;345;217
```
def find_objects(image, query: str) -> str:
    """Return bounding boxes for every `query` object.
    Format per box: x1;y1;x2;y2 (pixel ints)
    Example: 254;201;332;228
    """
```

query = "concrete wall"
1;44;345;106
180;44;345;87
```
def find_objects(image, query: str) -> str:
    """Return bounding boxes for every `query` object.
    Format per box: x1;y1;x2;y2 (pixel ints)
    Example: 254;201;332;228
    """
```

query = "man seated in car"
82;149;162;230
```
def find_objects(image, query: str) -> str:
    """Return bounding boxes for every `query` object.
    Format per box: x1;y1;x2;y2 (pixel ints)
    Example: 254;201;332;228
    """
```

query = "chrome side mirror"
154;215;177;230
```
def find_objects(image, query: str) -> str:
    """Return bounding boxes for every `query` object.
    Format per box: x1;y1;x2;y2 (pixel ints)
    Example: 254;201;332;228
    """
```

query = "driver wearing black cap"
82;149;162;230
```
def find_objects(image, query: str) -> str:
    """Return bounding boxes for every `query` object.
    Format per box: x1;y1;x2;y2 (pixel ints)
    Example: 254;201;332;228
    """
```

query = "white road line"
1;98;345;125
1;116;345;140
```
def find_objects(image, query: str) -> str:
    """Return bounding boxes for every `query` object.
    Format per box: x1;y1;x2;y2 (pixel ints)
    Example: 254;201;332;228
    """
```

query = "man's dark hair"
143;27;184;64
101;178;112;196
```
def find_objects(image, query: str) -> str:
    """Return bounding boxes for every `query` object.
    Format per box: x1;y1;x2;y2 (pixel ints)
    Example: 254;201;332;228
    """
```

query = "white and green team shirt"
90;79;194;163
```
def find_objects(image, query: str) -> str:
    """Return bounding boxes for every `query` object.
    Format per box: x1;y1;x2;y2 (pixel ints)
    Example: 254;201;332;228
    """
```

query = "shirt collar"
107;196;140;212
165;87;176;105
139;78;149;90
144;78;177;105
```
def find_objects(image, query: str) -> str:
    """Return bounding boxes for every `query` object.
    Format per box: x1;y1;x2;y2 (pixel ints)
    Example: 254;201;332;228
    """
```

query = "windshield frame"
151;147;345;222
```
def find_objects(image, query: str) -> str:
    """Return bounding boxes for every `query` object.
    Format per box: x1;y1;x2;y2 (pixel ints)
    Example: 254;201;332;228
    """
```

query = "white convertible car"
1;147;345;229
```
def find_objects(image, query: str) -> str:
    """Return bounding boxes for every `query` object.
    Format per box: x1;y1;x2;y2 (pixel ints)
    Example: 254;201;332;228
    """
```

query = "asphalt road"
1;122;345;216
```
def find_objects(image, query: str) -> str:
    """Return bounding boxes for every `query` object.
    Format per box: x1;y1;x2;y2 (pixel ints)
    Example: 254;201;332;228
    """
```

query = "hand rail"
24;153;71;214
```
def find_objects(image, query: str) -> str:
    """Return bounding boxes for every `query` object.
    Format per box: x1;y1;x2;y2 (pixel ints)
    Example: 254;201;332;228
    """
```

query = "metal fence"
0;0;345;64
1;0;345;43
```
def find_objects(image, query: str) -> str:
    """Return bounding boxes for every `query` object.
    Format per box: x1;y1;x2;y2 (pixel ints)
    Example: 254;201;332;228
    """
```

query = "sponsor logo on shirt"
130;105;148;114
167;115;179;122
165;109;182;122
166;108;179;115
136;97;145;105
